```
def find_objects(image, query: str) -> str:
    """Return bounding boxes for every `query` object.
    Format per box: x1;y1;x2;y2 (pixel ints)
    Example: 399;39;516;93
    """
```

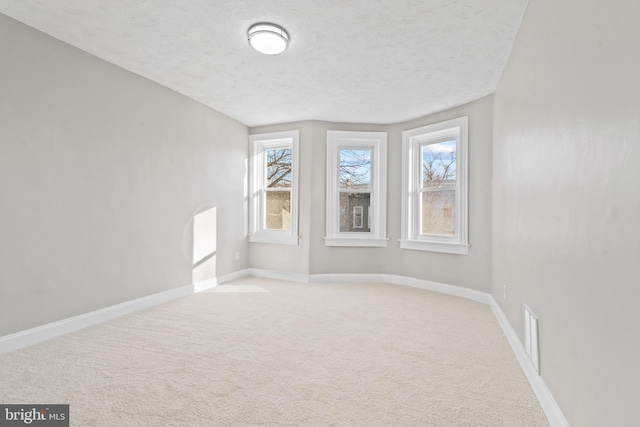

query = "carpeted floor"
0;277;549;426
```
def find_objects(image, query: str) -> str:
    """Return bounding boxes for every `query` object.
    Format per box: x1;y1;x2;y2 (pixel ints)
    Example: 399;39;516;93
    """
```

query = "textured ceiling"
0;0;529;127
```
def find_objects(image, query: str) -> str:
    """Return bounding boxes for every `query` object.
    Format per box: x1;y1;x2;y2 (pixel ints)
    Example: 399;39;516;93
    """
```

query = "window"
401;117;468;254
249;130;299;245
325;130;387;247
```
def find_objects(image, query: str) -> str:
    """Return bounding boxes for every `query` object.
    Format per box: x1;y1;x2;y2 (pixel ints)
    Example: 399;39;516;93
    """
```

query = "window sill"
249;233;299;246
324;237;388;247
399;239;469;255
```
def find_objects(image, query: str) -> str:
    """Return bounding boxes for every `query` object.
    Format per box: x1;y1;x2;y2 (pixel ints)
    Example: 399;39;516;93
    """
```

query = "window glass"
265;191;291;230
266;148;292;188
421;140;456;237
420;190;455;236
421;141;456;187
339;193;371;233
265;147;292;230
339;149;371;189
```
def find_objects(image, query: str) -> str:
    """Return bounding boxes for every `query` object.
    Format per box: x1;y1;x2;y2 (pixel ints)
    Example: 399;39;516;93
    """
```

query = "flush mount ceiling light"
247;23;289;55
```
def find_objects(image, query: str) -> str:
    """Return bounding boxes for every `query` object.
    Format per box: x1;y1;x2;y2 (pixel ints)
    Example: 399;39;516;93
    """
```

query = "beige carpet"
0;277;549;426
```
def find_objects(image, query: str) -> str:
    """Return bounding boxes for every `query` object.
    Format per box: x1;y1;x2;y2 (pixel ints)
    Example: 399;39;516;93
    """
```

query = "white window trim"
400;117;469;255
249;130;299;245
325;130;388;247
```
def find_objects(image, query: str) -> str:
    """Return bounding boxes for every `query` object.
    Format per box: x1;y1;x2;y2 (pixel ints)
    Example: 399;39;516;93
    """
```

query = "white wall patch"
523;304;540;374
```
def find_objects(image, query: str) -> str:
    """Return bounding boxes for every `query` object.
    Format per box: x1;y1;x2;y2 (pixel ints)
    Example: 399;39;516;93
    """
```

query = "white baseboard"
0;269;252;356
0;268;568;426
308;273;491;304
248;268;309;283
489;296;569;427
388;275;492;304
192;269;251;292
251;269;568;427
310;273;389;284
0;285;192;355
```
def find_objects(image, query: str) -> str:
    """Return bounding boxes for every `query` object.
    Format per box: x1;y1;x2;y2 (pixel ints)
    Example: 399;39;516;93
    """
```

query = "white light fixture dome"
248;23;289;55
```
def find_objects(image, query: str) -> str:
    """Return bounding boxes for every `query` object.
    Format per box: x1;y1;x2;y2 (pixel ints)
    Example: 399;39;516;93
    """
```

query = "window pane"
340;192;371;233
422;141;456;188
421;190;455;236
265;190;291;230
267;148;292;188
339;149;371;189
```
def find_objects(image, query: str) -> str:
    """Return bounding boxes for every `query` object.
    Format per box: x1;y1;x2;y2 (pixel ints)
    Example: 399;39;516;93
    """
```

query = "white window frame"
401;117;469;255
249;130;299;245
325;130;388;247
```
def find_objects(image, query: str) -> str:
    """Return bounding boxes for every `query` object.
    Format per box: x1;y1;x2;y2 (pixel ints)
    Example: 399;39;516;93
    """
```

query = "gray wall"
492;0;640;425
0;15;249;336
249;96;493;292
